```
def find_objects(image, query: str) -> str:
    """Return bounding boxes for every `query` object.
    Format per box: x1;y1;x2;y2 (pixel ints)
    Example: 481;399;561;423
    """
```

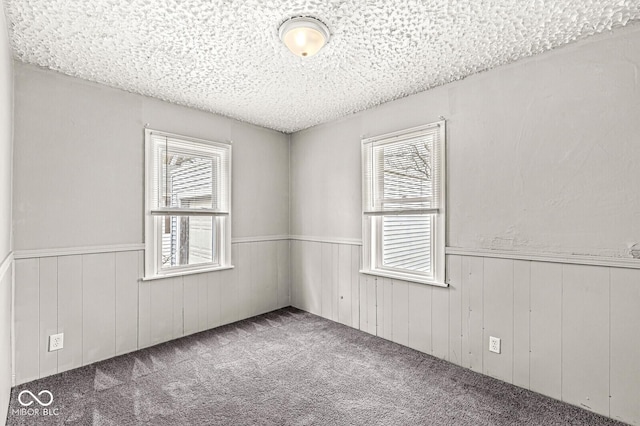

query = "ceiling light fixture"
279;16;330;58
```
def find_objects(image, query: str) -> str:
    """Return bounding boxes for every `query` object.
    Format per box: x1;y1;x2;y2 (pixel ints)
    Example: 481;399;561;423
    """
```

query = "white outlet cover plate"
489;336;501;354
49;333;64;352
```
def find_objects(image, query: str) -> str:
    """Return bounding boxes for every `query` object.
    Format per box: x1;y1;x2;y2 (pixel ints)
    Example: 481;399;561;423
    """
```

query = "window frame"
144;128;232;280
360;121;446;287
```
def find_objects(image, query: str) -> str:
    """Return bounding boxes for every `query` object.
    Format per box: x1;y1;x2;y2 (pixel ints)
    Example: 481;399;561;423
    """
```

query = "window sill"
143;265;235;281
359;269;448;288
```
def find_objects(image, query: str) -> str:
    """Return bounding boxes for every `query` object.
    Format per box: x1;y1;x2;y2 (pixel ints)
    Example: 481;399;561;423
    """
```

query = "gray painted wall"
0;2;10;262
291;24;640;259
13;62;290;251
0;4;12;426
11;63;291;390
289;25;640;425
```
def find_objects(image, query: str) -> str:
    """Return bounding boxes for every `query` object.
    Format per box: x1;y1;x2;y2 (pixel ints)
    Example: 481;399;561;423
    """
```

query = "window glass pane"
161;215;216;269
160;148;217;209
382;214;431;274
374;137;434;210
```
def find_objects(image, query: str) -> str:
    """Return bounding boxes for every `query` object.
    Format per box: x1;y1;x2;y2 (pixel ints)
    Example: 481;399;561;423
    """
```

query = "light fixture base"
279;16;331;58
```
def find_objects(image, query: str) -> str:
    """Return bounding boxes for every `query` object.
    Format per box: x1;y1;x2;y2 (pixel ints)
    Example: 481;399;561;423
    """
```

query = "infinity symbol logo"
18;390;54;407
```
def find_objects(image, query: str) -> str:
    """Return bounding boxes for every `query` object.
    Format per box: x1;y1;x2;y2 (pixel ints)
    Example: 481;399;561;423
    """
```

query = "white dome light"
279;17;330;58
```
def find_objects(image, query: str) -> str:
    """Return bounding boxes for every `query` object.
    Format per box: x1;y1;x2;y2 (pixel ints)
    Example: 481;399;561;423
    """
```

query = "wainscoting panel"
219;244;240;326
13;239;640;425
561;264;610;416
38;257;58;378
205;271;220;330
482;257;514;384
529;261;562;400
138;278;151;349
377;278;392;341
512;260;531;389
115;251;139;356
337;244;351;326
251;242;274;316
57;255;83;373
149;277;176;346
236;243;252;320
431;283;450;361
82;253;116;366
196;273;209;331
291;246;640;425
391;280;409;346
13;239;291;386
277;240;290;310
331;245;339;324
296;241;322;315
358;275;376;335
367;276;376;335
0;257;12;423
182;274;200;336
290;240;300;310
291;240;363;331
14;258;39;384
609;268;640;424
447;255;462;366
350;245;360;329
320;243;334;321
173;277;185;338
461;256;484;372
407;281;431;354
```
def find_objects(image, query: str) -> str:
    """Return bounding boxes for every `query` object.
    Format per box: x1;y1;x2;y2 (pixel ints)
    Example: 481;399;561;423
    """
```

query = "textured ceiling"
4;1;640;133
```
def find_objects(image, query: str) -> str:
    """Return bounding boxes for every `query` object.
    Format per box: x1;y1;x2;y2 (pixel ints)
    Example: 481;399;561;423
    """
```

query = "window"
144;129;231;279
361;121;446;286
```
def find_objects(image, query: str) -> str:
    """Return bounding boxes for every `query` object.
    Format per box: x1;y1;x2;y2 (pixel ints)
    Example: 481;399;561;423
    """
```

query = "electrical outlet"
49;333;64;352
489;336;501;354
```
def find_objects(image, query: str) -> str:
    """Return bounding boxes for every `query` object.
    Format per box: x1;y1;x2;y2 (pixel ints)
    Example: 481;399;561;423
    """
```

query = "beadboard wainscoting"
290;240;361;330
291;241;640;425
13;240;290;386
0;253;13;425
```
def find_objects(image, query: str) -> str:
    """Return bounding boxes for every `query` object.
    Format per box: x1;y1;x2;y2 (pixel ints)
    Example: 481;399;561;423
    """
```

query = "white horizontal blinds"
149;133;230;215
362;143;374;212
165;146;214;209
364;125;441;214
382;215;431;273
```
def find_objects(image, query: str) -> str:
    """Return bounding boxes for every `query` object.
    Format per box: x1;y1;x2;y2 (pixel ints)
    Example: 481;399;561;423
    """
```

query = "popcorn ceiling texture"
4;0;640;133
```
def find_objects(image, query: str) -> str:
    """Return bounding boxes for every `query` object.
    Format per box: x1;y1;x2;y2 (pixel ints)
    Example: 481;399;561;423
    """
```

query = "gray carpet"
6;307;625;425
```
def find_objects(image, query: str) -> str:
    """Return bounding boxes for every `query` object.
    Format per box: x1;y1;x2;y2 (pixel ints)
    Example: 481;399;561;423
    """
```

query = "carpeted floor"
6;307;625;425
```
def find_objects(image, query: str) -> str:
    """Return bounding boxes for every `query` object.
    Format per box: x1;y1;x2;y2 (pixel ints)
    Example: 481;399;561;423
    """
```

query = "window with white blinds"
361;121;446;286
144;129;232;279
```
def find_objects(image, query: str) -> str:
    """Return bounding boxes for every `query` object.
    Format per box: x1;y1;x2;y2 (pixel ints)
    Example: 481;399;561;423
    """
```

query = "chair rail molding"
0;251;13;279
14;244;145;259
446;247;640;270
